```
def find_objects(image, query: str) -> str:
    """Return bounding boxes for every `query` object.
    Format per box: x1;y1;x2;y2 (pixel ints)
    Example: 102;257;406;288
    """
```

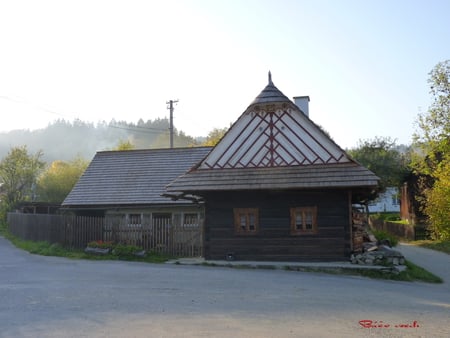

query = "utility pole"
166;99;178;148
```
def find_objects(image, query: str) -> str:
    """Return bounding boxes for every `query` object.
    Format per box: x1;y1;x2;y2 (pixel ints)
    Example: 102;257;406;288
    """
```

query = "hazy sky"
1;0;449;149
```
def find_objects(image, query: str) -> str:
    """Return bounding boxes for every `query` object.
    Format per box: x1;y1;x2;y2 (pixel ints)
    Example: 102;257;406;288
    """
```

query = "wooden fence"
369;217;428;241
7;212;203;257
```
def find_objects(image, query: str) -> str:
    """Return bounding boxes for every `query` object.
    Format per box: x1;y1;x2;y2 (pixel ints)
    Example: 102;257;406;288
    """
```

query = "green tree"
114;139;135;150
423;157;450;239
413;60;450;239
37;157;88;203
0;146;45;219
415;60;450;157
348;136;409;191
152;130;198;148
201;127;228;146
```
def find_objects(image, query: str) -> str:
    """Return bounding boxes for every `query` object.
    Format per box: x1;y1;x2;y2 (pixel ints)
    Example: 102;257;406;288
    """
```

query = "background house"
167;74;379;261
368;187;400;213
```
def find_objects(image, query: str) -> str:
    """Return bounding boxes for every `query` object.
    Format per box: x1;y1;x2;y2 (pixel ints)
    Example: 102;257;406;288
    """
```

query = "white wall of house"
368;187;400;213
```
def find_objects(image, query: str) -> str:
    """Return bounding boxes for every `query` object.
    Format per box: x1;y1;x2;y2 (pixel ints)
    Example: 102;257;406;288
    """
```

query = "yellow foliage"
37;157;88;203
425;157;450;240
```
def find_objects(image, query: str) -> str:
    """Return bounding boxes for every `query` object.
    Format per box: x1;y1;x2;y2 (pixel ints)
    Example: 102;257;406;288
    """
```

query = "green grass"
2;228;443;283
389;219;410;225
3;231;171;263
370;212;401;222
284;261;442;283
201;260;442;283
351;261;442;283
372;229;399;247
402;261;443;283
410;239;450;255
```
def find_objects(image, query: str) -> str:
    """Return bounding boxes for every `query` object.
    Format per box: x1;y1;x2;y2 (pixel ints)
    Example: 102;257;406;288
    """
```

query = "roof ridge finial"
268;71;273;85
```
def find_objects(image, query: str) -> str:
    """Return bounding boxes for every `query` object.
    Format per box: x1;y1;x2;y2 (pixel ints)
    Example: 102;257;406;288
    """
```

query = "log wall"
202;189;351;262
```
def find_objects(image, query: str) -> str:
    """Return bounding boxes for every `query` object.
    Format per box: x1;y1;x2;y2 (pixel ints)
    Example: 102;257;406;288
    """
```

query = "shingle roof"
247;71;292;107
62;147;212;207
166;163;379;193
166;74;379;193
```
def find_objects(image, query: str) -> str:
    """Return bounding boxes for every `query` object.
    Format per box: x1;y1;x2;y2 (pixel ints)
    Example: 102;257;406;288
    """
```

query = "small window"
128;213;142;227
290;207;317;235
234;208;259;235
183;213;199;227
391;195;400;206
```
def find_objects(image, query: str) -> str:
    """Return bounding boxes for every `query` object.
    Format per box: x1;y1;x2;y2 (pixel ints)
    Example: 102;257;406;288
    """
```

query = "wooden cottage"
62;147;212;226
166;74;379;261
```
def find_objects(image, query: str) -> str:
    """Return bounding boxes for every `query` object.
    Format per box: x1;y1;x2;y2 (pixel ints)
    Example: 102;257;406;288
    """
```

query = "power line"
1;94;171;135
108;124;167;134
109;122;168;132
0;95;75;119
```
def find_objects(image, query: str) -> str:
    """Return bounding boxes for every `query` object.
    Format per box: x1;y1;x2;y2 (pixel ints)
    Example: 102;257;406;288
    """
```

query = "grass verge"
3;231;171;263
284;261;442;283
200;260;442;283
410;239;450;255
2;227;443;283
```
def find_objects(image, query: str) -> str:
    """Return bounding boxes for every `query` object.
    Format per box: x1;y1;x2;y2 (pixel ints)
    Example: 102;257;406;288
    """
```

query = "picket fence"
7;212;203;257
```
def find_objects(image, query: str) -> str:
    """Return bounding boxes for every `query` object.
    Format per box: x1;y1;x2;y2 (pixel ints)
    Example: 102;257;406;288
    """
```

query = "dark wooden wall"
202;189;351;262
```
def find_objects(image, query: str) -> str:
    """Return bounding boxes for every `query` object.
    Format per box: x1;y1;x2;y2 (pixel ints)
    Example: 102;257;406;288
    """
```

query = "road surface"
1;236;449;337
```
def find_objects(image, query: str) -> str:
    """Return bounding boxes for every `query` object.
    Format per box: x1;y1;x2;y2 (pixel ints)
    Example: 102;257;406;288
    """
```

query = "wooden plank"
6;212;203;258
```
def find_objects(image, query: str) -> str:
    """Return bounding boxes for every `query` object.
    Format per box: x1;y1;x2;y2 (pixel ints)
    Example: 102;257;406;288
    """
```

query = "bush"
112;244;144;257
0;220;7;235
372;230;399;247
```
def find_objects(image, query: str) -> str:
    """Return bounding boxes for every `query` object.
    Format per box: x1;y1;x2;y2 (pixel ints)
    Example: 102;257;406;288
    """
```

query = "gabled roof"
166;74;379;193
198;74;351;170
62;147;212;207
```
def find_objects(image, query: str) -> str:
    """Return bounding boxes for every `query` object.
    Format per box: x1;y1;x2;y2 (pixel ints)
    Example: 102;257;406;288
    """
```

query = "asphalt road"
1;236;449;338
397;243;450;287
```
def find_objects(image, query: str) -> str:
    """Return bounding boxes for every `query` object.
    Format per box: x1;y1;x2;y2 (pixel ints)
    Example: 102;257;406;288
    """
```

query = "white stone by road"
0;236;449;338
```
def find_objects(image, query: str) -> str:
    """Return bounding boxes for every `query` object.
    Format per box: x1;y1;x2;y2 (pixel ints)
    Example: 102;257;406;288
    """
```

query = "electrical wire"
108;124;168;134
1;94;169;134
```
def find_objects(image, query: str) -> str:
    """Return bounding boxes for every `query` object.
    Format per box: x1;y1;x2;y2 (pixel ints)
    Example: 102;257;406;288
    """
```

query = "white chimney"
293;96;310;117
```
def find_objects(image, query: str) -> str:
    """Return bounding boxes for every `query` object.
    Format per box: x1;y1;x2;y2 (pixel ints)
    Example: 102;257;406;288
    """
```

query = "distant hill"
0;118;200;163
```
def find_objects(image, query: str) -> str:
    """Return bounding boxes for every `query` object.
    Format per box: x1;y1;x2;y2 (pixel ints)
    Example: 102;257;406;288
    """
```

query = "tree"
152;130;197;148
423;157;450;239
413;60;450;239
0;146;45;219
37;157;89;204
348;137;409;191
114;139;135;151
416;60;450;155
201;127;229;146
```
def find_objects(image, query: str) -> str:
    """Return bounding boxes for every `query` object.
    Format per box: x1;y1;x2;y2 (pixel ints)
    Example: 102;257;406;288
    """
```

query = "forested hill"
0;118;201;163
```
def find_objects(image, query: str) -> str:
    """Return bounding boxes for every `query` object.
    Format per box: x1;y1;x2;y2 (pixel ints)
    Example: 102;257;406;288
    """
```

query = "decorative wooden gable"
199;73;351;170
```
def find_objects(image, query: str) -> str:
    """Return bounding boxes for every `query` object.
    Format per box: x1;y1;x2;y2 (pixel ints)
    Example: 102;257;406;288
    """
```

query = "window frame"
391;195;400;206
127;213;142;227
183;213;199;227
234;208;259;235
290;206;318;235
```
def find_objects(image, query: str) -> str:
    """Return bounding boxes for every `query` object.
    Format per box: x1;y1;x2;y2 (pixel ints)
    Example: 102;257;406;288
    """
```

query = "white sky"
1;0;449;149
